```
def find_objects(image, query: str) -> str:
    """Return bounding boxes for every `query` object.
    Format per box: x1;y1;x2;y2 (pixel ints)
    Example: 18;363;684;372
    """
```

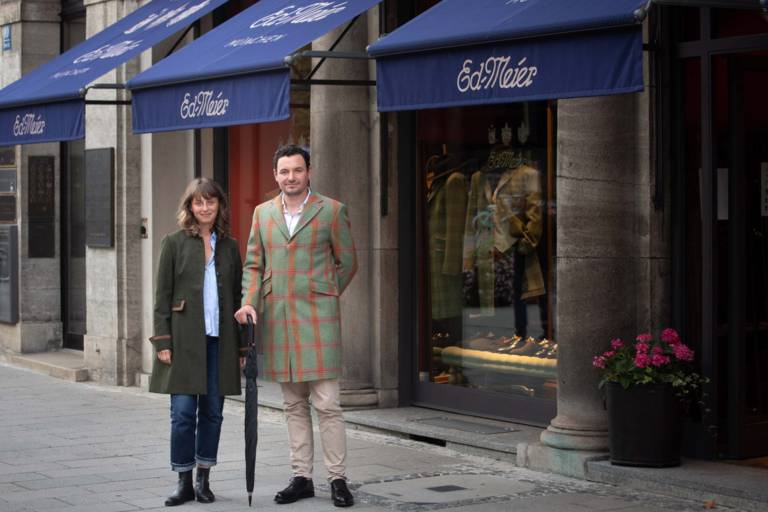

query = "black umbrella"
243;315;258;506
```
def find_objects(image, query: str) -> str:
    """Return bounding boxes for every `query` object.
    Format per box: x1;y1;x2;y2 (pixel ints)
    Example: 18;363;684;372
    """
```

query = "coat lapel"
269;195;291;241
291;194;323;240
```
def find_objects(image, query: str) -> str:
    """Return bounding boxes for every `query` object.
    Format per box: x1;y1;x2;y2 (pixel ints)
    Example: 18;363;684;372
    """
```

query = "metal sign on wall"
0;224;18;324
85;148;114;248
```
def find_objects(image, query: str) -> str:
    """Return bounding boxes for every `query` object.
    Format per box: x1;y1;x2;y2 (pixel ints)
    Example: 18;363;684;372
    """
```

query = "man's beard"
283;185;306;196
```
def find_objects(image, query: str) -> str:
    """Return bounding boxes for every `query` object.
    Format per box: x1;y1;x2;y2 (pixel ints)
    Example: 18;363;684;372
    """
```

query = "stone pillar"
519;93;657;477
310;15;378;407
82;0;143;385
0;0;63;353
366;10;399;408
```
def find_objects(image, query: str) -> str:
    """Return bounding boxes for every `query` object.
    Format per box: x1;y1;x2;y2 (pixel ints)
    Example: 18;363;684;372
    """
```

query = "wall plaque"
0;225;18;324
28;156;55;258
0;147;14;167
0;195;15;222
85;148;114;248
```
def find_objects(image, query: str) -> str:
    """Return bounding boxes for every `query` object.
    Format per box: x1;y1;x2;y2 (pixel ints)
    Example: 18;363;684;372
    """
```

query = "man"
235;145;357;508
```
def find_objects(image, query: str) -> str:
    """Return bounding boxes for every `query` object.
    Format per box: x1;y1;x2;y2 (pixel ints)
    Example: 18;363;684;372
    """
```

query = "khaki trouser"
280;379;346;481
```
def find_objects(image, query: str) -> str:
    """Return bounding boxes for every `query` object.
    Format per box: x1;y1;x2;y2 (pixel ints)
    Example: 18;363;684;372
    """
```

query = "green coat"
149;229;246;395
241;193;357;383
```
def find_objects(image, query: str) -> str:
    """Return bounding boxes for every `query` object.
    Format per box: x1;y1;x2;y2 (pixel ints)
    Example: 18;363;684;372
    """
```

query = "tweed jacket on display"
463;163;545;314
149;229;246;395
428;171;468;320
241;193;357;383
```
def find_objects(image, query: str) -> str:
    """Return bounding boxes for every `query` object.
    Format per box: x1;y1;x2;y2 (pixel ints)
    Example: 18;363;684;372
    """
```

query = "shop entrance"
61;139;86;350
673;6;768;460
715;52;768;458
60;1;86;350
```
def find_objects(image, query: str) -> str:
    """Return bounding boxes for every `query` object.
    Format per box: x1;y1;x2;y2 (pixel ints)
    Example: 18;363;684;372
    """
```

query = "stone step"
587;458;768;511
2;349;89;382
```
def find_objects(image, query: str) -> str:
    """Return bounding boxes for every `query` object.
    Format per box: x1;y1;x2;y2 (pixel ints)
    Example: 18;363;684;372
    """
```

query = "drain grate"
426;485;467;493
412;416;517;434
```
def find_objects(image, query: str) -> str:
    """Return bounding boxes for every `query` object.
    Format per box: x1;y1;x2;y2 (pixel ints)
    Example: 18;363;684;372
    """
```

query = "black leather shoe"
331;479;354;507
195;467;215;503
274;476;315;504
165;470;195;507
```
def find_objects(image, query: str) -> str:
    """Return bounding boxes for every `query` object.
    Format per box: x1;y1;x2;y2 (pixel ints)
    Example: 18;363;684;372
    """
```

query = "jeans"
170;337;224;472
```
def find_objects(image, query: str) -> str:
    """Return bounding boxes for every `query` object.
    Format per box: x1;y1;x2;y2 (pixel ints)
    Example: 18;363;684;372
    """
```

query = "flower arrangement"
593;328;708;400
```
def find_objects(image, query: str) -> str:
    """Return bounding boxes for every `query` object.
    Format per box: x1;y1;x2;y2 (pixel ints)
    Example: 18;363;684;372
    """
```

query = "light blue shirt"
203;231;219;337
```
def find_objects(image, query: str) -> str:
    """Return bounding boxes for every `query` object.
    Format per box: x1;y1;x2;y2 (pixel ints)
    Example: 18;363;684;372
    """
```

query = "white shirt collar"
281;188;311;214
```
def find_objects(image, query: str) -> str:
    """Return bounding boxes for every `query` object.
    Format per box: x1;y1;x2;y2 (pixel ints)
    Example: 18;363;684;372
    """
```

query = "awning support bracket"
284;15;372;83
306;14;359;80
165;21;198;60
79;83;132;105
635;0;768;20
290;78;375;88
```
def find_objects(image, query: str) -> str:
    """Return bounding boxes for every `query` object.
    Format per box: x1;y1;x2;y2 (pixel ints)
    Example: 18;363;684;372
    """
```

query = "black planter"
605;382;683;467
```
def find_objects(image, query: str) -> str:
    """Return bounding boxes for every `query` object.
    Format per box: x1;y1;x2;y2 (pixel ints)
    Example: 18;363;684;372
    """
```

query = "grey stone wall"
0;0;62;353
82;0;143;385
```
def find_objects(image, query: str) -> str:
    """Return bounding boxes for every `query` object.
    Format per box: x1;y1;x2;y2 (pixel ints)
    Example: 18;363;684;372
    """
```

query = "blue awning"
0;0;226;146
127;0;382;134
367;0;647;111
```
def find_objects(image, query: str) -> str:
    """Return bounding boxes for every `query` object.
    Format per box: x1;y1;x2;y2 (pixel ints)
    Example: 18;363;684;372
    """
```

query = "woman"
149;178;246;506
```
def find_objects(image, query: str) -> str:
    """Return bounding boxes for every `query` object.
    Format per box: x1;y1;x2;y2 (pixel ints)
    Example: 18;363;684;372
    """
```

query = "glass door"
716;52;768;458
62;139;86;349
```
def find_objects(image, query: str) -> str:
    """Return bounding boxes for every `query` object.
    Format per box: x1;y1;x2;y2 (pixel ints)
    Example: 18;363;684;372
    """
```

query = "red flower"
636;333;652;343
634;353;651;368
672;343;695;362
661;328;681;345
636;342;650;353
651;354;671;367
593;356;606;369
610;338;624;350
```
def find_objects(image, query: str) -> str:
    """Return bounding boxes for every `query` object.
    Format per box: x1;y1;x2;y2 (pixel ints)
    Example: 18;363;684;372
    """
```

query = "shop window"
417;102;556;400
712;8;768;38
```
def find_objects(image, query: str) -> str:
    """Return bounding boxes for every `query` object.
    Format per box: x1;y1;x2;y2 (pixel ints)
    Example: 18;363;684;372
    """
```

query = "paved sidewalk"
0;363;737;511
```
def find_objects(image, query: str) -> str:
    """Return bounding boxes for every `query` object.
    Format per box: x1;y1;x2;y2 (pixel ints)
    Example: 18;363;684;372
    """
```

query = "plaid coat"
241;193;357;382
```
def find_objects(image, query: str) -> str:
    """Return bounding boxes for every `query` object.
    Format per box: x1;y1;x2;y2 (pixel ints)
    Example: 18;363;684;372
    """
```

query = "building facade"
0;0;766;475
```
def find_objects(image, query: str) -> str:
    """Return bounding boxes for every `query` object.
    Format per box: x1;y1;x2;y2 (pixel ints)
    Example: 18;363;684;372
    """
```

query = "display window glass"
712;8;768;39
417;102;557;400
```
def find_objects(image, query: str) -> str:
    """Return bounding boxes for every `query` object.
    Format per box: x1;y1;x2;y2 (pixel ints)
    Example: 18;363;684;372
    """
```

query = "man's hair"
273;144;310;170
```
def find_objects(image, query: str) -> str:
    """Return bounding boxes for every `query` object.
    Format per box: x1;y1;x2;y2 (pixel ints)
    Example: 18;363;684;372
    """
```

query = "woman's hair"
177;178;231;238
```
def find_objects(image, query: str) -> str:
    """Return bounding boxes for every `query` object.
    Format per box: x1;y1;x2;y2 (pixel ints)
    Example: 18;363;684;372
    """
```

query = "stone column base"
135;371;151;391
340;388;378;408
540;423;608;452
517;441;609;479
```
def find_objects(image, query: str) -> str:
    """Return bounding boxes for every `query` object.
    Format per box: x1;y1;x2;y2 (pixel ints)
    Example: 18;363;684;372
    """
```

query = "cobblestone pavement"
0;363;736;511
